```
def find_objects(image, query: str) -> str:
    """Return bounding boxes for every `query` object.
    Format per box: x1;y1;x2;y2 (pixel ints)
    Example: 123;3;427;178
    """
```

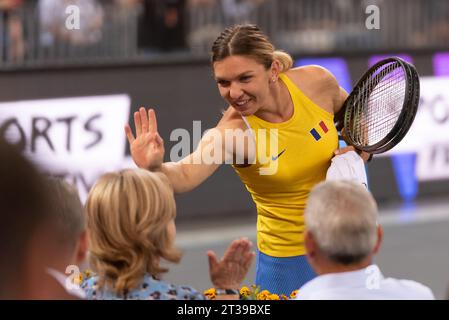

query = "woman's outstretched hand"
208;237;255;290
125;107;165;170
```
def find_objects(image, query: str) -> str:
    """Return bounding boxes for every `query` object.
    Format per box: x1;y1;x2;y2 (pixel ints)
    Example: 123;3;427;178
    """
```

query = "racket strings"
366;89;405;139
352;62;406;146
366;69;406;144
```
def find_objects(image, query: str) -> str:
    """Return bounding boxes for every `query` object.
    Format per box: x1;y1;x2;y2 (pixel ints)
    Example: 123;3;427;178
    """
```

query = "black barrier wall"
0;52;448;219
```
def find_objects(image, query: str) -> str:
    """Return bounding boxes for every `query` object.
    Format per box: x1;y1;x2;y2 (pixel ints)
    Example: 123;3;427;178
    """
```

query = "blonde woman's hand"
207;237;255;290
125;107;165;170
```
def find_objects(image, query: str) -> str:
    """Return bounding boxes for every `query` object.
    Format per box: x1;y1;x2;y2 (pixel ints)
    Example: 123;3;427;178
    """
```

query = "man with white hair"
296;181;434;300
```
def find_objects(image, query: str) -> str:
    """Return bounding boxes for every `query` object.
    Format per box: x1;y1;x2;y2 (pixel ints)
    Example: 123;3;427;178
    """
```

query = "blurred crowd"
0;0;265;62
1;0;449;65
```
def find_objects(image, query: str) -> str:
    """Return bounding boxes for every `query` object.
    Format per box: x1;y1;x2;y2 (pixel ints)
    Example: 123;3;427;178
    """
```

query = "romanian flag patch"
310;121;329;141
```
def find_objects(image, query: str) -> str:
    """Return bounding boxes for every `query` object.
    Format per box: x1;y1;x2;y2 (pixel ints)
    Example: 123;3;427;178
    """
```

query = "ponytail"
273;50;293;72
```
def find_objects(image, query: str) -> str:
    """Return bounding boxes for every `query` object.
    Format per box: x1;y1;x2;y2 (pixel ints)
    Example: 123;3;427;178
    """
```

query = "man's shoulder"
295;269;436;300
295;275;328;300
381;277;435;299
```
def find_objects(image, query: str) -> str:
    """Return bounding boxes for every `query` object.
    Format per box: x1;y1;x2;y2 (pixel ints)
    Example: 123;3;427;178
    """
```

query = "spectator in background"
296;181;435;300
38;0;104;48
137;0;188;53
0;0;25;61
220;0;263;25
186;0;220;53
187;0;264;53
82;169;254;300
0;137;76;299
413;0;449;47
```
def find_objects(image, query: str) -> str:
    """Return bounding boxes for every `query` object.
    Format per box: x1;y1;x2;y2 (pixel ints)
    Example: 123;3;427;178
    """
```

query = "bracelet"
215;288;239;296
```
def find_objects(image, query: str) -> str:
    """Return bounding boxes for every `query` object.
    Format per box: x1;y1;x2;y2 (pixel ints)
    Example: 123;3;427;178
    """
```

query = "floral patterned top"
81;273;205;300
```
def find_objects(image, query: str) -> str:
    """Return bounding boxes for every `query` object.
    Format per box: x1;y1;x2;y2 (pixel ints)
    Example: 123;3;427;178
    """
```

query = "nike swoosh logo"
272;149;286;161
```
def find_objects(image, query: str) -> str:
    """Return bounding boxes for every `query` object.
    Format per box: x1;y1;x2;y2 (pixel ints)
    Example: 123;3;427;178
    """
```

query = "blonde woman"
82;169;254;300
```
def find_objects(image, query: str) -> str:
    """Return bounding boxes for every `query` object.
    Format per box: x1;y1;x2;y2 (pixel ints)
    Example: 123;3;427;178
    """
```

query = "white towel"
326;151;368;188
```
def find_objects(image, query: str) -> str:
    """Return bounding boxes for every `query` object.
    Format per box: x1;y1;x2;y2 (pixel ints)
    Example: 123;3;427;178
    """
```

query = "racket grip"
353;147;373;163
356;148;373;162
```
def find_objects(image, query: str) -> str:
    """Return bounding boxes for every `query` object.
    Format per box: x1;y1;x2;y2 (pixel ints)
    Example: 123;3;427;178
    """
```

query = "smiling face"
213;55;275;116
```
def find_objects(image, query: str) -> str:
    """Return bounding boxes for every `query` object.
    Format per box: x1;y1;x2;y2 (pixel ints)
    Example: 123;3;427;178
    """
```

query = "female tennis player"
125;24;369;295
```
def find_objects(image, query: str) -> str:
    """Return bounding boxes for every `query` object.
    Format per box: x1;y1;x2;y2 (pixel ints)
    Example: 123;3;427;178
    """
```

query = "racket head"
343;57;420;154
372;61;420;154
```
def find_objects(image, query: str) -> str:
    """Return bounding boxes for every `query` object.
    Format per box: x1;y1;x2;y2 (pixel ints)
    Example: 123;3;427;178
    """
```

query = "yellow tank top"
232;73;338;257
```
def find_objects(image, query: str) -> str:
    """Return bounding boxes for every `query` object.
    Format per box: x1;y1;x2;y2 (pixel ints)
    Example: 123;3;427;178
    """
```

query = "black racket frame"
342;57;420;154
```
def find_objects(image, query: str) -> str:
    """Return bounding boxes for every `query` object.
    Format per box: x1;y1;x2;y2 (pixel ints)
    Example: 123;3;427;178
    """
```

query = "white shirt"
47;268;87;299
295;265;435;300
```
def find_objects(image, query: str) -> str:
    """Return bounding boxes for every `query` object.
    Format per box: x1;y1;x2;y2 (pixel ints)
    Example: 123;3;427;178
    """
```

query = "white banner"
0;94;135;200
415;77;449;181
383;76;449;181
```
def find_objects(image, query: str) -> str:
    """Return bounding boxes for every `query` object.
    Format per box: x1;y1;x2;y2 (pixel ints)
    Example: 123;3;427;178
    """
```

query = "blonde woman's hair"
211;24;293;73
85;169;181;295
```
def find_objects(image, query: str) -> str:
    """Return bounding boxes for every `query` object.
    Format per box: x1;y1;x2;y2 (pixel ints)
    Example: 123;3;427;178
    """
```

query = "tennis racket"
339;57;420;154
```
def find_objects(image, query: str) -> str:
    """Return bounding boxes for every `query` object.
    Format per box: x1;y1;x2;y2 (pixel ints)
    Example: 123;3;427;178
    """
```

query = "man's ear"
304;230;316;258
373;225;383;255
75;230;88;265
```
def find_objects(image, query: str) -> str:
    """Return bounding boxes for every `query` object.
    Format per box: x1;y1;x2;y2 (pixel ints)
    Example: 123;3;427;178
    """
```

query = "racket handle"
355;148;373;162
